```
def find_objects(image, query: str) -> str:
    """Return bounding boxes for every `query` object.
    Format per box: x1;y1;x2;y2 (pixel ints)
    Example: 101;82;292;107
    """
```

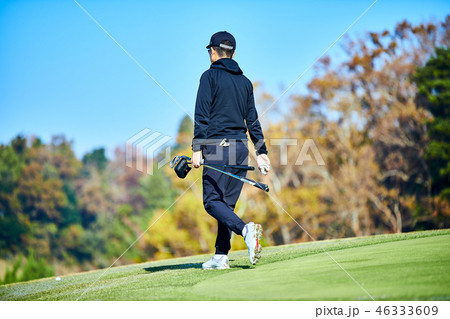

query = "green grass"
1;229;449;300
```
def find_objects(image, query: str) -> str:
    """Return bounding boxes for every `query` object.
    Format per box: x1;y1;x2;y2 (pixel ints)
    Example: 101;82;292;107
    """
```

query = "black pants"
202;140;248;255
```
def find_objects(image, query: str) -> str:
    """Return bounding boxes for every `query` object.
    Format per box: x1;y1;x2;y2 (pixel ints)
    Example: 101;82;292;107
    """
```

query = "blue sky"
1;0;449;158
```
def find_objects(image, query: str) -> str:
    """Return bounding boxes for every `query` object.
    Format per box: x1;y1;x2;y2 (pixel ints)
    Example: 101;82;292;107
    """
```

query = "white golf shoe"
243;222;262;264
202;255;230;270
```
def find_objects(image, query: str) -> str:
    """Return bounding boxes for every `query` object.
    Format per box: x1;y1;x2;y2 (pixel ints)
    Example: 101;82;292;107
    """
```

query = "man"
191;31;271;269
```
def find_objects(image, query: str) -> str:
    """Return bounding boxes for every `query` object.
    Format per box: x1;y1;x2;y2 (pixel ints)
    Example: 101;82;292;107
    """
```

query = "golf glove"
257;154;271;175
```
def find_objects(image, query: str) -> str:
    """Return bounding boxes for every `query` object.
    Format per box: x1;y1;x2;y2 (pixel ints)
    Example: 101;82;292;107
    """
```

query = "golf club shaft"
203;163;254;171
204;164;269;192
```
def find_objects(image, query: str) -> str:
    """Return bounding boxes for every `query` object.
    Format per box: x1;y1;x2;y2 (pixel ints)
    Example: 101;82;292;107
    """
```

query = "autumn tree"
249;17;449;243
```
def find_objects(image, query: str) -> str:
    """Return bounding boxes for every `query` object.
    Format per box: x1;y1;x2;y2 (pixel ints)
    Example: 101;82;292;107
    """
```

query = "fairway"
1;229;449;300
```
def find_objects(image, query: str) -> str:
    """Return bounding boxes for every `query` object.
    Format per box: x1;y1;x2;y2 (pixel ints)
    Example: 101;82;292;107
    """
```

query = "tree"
0;136;27;254
414;47;450;201
174;115;194;150
247;18;449;240
82;148;108;172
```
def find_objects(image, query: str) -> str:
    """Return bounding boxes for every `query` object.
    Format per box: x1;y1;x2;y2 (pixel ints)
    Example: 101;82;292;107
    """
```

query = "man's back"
196;58;253;140
193;59;267;156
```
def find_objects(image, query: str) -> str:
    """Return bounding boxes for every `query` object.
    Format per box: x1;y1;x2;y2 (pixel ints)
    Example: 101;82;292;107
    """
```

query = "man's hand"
257;154;271;175
192;150;202;168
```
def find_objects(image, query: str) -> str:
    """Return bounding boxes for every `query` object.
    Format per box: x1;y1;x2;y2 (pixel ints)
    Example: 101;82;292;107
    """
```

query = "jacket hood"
210;58;243;75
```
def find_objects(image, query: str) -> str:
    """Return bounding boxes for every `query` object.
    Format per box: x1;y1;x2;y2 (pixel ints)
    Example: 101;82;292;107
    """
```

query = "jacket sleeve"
192;72;212;152
246;85;268;155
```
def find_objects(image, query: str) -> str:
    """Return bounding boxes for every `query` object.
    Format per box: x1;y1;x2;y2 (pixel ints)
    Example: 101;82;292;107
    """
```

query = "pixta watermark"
126;129;325;175
263;138;325;166
126;129;172;175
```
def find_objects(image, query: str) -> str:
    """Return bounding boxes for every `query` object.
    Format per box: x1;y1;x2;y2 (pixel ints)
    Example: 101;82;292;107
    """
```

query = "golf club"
169;155;269;192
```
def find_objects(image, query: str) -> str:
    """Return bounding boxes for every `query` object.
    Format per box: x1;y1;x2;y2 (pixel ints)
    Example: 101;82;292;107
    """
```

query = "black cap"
206;31;236;50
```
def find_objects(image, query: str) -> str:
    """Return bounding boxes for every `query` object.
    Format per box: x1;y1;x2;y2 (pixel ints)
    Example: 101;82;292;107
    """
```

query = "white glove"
260;164;270;175
257;154;271;175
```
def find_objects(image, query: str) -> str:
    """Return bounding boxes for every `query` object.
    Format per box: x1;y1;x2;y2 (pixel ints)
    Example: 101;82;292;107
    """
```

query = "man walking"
191;31;271;269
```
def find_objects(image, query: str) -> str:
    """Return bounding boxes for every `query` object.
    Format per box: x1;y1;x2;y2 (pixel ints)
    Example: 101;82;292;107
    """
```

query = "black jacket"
192;58;268;155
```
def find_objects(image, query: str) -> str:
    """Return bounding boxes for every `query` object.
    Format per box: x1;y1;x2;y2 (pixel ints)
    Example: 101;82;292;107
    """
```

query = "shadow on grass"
143;262;251;273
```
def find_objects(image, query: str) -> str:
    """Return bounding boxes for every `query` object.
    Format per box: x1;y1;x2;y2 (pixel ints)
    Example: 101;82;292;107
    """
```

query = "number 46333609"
375;305;438;316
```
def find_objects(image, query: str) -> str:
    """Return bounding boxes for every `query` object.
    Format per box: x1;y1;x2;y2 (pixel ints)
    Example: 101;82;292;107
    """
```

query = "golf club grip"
246;179;270;192
238;175;269;192
204;165;269;192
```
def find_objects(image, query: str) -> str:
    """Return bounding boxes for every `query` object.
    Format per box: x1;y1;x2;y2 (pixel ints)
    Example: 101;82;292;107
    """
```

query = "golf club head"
169;156;181;168
169;155;192;178
174;157;191;179
170;155;191;167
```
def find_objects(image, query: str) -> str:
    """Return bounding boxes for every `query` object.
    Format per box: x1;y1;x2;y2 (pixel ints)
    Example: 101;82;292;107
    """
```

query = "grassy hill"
1;229;449;300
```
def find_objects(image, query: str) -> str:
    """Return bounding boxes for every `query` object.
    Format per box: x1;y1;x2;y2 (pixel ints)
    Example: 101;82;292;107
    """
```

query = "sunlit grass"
1;229;449;300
